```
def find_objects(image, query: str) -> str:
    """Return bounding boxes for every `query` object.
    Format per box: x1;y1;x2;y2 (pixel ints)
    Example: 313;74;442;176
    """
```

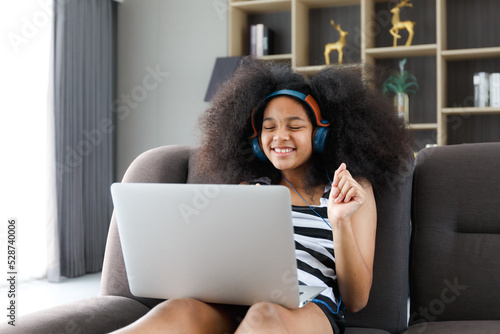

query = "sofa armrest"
101;145;198;309
0;295;150;334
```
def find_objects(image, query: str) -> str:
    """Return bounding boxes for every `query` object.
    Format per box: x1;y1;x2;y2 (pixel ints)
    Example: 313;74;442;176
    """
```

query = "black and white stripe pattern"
292;190;341;315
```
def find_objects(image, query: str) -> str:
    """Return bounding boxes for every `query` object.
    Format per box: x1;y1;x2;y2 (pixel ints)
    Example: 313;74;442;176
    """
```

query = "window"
0;0;53;284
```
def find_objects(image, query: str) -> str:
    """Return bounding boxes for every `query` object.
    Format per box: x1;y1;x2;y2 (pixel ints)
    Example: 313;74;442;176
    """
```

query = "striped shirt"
292;186;342;317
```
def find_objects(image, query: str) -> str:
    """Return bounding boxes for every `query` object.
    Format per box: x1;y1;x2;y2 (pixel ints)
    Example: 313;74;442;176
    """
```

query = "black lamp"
204;56;243;102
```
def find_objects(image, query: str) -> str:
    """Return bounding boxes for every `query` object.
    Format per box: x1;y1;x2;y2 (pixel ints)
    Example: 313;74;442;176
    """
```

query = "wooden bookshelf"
228;0;500;148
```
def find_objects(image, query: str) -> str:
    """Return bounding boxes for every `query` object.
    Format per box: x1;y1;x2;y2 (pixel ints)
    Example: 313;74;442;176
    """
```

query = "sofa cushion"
0;296;150;334
409;143;500;325
344;156;414;333
404;320;500;334
345;327;391;334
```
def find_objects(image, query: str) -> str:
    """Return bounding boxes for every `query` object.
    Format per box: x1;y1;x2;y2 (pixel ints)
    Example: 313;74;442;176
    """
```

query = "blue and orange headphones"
250;89;331;162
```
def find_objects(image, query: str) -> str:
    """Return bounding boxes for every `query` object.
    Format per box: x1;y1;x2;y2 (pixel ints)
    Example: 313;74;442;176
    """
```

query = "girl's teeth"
275;148;292;153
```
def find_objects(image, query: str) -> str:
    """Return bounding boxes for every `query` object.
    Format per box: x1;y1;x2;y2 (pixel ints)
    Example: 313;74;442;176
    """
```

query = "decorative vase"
395;92;409;123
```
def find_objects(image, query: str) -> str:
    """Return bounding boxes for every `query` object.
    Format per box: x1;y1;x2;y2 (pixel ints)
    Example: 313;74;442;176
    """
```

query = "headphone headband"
250;89;331;159
251;89;330;139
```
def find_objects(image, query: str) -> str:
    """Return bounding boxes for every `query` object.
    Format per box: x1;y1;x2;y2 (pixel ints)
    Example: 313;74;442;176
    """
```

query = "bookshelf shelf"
256;53;293;61
407;123;438;130
299;0;360;8
294;65;327;75
365;44;437;60
441;47;500;61
441;107;500;115
231;0;291;13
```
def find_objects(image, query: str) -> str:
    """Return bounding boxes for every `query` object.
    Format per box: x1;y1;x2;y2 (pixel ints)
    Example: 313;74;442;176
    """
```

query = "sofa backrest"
345;155;413;333
101;145;413;333
409;143;500;325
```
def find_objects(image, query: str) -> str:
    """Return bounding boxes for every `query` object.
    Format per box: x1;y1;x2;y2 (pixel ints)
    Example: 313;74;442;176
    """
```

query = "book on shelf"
490;73;500;107
474;72;490;107
250;23;273;57
250;25;257;56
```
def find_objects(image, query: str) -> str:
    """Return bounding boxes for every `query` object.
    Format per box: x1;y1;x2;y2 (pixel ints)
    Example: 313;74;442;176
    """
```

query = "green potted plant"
382;58;419;122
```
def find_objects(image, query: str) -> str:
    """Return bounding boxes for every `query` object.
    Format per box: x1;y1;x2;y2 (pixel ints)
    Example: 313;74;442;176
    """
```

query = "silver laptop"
110;183;324;309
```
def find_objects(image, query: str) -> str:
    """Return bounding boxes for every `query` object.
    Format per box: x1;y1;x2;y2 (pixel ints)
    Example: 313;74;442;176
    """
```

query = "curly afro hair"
196;57;413;194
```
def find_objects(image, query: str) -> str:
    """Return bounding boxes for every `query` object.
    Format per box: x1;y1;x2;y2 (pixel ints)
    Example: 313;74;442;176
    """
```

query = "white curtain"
0;1;54;285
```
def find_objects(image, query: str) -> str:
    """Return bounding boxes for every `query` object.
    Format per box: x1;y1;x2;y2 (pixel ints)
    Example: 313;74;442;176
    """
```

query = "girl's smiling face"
259;96;314;175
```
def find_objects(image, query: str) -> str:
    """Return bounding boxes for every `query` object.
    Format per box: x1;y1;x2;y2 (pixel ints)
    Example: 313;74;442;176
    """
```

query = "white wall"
116;0;227;180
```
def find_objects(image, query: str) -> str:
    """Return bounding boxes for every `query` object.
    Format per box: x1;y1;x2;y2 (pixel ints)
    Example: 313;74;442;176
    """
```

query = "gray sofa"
2;142;499;333
404;142;500;333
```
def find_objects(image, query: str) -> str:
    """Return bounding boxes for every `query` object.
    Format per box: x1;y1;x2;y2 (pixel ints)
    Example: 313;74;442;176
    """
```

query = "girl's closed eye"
262;120;276;131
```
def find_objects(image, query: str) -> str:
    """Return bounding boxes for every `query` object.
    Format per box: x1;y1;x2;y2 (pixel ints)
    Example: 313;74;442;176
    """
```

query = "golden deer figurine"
324;20;348;65
389;0;415;47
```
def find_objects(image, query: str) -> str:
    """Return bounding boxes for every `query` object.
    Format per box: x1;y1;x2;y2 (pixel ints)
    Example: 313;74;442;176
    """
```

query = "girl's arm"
328;163;377;313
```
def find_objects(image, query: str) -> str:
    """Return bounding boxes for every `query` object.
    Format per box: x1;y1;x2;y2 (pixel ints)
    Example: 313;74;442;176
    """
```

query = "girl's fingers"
337;172;347;190
331;163;364;204
335;180;352;203
343;186;358;203
333;176;360;204
335;167;352;190
332;163;347;187
331;186;340;198
334;189;344;203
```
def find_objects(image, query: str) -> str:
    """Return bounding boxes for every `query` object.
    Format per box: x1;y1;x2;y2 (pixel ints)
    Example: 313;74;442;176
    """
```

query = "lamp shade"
204;56;243;102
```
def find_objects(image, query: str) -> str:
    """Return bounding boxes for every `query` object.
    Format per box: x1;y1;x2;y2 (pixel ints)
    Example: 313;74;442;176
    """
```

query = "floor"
0;272;102;317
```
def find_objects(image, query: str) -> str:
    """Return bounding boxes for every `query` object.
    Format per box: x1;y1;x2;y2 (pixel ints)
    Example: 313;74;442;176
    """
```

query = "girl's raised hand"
328;163;367;224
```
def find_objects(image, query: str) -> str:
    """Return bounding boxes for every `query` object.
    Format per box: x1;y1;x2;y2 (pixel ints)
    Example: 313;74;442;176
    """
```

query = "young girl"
113;58;413;334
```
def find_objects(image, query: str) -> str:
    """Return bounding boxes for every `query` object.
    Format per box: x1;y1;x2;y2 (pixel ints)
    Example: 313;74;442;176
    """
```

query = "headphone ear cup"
252;137;269;162
313;127;330;154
